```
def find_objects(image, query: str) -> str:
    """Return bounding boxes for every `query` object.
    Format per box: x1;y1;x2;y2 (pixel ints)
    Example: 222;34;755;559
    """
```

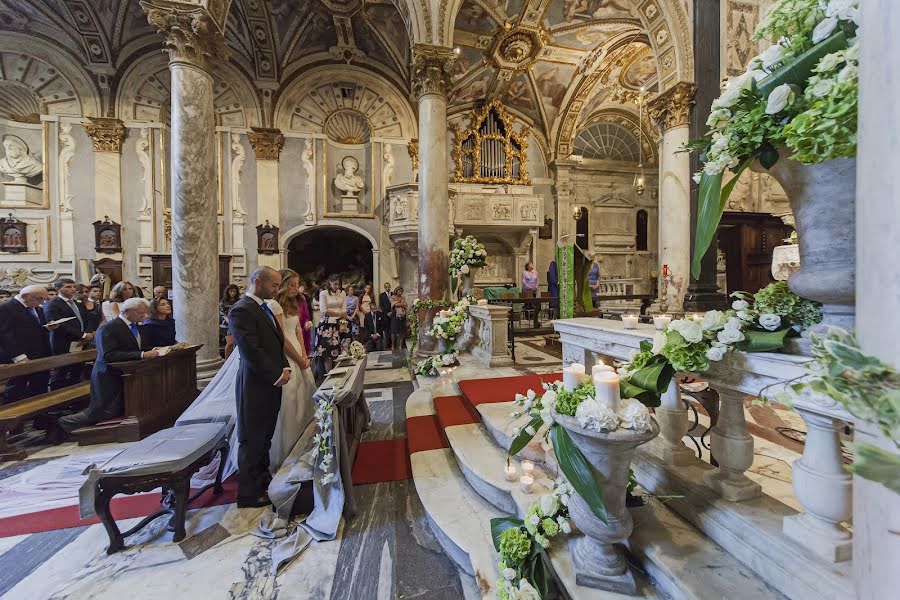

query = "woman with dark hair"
219;283;240;355
143;297;177;347
81;284;104;332
315;274;350;373
102;280;135;321
390;286;408;354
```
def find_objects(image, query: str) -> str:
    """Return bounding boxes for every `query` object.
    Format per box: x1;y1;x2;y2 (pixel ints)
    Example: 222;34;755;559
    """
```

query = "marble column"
647;83;695;314
83;117;126;265
143;2;228;375
854;2;900;596
412;45;455;355
248;127;284;269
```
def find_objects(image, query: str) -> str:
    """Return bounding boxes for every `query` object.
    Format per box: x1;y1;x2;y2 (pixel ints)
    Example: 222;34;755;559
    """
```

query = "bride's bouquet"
348;341;366;361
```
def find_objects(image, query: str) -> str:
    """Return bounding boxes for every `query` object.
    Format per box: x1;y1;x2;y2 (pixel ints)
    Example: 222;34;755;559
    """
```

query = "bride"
180;269;316;484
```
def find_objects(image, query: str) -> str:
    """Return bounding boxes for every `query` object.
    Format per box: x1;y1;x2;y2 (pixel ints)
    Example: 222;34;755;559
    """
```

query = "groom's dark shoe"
237;494;271;508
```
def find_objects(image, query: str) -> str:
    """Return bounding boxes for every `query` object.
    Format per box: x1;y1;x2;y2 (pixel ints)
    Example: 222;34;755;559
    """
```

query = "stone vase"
459;273;473;297
552;412;659;594
752;154;857;333
436;336;451;354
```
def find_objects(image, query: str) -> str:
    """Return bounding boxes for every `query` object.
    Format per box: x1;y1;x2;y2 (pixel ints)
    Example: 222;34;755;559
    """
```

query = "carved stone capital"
83;117;126;153
247;127;285;161
647;81;696;133
412;45;456;99
141;1;229;72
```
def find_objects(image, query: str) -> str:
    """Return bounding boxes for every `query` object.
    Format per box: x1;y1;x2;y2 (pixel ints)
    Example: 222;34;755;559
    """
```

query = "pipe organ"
452;100;530;185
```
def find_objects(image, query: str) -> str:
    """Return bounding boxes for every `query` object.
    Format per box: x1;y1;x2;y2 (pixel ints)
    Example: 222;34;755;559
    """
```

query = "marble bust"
0;134;42;184
334;156;365;199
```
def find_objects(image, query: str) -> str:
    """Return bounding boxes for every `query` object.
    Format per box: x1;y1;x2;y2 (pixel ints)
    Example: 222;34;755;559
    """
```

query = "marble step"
476;400;548;464
444;420;785;600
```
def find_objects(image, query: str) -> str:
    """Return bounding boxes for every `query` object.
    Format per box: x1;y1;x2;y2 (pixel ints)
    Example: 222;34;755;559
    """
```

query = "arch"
574;107;658;164
389;0;431;45
574;123;641;162
281;220;379;252
273;65;417;140
0;33;100;117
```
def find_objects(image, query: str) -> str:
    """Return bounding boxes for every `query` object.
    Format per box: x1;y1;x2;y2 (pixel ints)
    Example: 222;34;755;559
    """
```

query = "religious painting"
322;142;376;218
552;25;611;49
455;1;500;34
287;7;336;62
504;73;543;127
450;46;484;84
451;69;494;104
532;61;575;125
256;220;279;255
0;214;26;253
0;120;48;209
365;2;410;59
544;0;636;26
93;216;122;254
268;0;314;48
620;47;659;92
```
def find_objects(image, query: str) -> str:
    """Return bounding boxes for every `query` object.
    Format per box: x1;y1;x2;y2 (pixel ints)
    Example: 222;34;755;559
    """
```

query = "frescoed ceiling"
450;0;659;149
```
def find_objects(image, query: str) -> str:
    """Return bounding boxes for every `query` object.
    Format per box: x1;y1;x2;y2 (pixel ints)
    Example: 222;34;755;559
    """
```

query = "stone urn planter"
752;154;856;334
552;412;659;594
459;273;473;298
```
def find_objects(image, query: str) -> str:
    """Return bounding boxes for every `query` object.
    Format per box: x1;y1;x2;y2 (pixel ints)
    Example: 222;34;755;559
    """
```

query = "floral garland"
449;235;487;280
414;349;461;377
312;390;336;487
407;298;456;359
427;296;472;341
689;0;859;277
411;296;473;375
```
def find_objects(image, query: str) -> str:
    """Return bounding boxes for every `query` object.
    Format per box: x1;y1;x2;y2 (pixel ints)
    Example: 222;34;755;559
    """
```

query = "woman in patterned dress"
315;274;351;373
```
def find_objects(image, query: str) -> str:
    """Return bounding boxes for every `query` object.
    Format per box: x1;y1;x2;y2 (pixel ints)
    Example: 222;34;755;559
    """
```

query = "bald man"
0;285;58;404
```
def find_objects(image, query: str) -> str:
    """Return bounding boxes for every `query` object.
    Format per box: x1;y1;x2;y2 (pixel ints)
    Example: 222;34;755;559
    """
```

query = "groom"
229;266;291;507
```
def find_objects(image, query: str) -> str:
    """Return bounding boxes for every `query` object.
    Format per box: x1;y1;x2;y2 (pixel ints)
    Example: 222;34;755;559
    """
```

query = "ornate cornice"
411;44;456;99
83;117;126;153
247;127;284;161
141;1;229;72
647;81;696;133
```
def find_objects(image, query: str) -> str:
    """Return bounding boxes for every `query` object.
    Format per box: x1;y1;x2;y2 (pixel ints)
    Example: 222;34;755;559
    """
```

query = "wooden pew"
0;349;97;460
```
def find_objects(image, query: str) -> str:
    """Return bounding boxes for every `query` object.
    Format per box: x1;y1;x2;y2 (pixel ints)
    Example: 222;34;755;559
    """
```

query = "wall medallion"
93;216;122;253
257;220;279;255
0;213;27;253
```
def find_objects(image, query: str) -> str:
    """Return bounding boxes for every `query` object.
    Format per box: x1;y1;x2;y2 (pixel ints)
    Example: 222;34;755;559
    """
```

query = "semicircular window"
574;123;641;162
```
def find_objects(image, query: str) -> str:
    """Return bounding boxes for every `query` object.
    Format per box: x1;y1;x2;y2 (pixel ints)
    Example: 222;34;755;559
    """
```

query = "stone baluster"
412;45;456;355
782;398;852;562
142;1;227;377
702;389;761;501
649;378;694;466
647;82;695;313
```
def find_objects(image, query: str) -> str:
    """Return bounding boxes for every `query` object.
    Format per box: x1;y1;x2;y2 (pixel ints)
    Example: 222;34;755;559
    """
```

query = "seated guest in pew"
54;298;159;439
0;285;57;405
46;278;94;390
142;297;177;347
363;305;384;351
0;289;11;302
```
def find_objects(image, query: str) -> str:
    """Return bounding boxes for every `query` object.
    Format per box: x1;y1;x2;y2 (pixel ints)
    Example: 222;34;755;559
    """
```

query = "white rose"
725;317;744;332
838;64;858;83
517;579;541;600
817;51;844;73
540;407;555;426
759;313;782;331
809;78;835;98
528;514;540;526
503;568;516;581
758;43;784;69
542;389;557;411
711;133;730;153
669;319;703;343
617;398;652;433
737;310;755;322
826;0;858;22
558;517;571;534
731;299;749;311
540;493;559;517
718;327;746;344
812;17;838;43
706;108;731;129
845;40;860;62
701;310;728;332
651;332;667;355
765;84;795;115
460;264;470;274
705;344;727;361
716;71;754;108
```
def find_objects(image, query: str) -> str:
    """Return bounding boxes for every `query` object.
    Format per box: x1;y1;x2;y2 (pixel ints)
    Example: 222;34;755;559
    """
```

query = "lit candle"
593;370;621;412
653;314;672;330
520;460;535;476
504;464;518;481
622;314;639;329
691;313;704;324
520;474;534;494
562;363;586;391
591;361;614;382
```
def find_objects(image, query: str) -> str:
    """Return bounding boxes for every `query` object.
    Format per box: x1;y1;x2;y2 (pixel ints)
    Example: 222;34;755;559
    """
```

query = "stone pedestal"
1;183;42;206
648;378;694;466
464;304;513;368
341;195;358;213
703;390;761;501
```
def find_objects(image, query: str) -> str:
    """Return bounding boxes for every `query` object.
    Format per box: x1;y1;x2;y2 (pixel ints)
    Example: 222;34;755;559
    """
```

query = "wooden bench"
0;350;97;460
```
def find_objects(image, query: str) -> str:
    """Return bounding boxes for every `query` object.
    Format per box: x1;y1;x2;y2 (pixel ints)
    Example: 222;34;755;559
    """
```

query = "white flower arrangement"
312;395;337;487
449;235;487;280
348;340;366;361
575;398;619;432
617;398;653;433
427;297;471;341
414;350;460;377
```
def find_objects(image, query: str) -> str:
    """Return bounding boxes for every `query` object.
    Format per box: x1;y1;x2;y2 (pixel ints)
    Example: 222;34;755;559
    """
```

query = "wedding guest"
0;285;56;404
522;261;539;296
45;278;94;390
297;281;314;355
143;297;177;347
0;289;11;301
359;283;374;328
315;275;350;373
153;285;168;300
363;305;384;351
587;253;602;307
82;284;105;332
390;287;407;354
220;284;240;356
378;282;393;349
102;281;135;321
345;284;360;339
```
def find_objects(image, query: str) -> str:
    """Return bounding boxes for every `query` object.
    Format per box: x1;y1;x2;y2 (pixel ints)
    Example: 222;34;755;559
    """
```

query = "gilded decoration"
407;139;419;170
141;1;229;72
451;99;531;186
247;127;284;161
647;81;695;132
412;44;456;98
83;117;126;153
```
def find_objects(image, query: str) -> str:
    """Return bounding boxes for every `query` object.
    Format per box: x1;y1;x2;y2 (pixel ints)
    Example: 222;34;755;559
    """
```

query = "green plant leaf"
692;159;750;278
508;415;543;458
551;424;607;523
629;359;676;394
848;442;900;495
620;379;661;408
756;32;849;98
639;339;652;353
732;328;790;352
490;517;524;551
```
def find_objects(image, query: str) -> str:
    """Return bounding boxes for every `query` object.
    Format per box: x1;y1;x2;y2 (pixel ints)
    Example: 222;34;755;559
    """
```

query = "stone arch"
273;65;417;140
575;107;658;164
388;0;431;45
281;220;380;289
0;33;100;117
115;50;262;127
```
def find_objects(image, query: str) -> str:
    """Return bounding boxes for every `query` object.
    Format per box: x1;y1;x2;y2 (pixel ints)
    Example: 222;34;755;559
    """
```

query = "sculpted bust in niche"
0;135;42;184
334;156;365;199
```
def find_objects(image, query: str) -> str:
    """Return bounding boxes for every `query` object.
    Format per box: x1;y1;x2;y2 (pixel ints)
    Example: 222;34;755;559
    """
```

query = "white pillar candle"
593;370;621;412
520;460;534;476
562;363;586;391
520;474;534;494
504;464;518;481
591;361;614;382
653;314;672;330
622;314;639;329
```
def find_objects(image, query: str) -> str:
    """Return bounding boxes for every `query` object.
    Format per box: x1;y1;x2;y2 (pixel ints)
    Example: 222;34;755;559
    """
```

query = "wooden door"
718;213;793;295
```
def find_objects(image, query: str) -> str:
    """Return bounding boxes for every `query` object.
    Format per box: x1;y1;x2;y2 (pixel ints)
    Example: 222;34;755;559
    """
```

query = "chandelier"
633;87;647;196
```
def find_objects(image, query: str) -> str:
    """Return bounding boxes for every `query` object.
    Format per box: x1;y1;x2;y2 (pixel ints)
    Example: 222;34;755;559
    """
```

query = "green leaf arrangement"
551;423;607;524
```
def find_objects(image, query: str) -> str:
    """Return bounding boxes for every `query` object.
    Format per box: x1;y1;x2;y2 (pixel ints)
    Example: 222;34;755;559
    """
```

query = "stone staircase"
405;371;786;600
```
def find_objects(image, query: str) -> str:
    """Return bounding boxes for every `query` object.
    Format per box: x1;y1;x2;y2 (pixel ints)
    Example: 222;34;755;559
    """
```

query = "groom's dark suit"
228;295;289;500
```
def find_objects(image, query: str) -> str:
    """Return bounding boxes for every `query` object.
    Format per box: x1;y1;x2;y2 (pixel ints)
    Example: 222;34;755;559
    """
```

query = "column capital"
647;81;696;133
141;1;229;72
412;44;457;99
247;127;284;161
83;117;126;153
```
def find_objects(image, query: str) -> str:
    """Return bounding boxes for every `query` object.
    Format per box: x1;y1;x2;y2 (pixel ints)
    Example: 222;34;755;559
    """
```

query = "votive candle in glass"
520;474;534;494
504;464;518;481
653;314;672;330
520;460;535;476
622;314;639;329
